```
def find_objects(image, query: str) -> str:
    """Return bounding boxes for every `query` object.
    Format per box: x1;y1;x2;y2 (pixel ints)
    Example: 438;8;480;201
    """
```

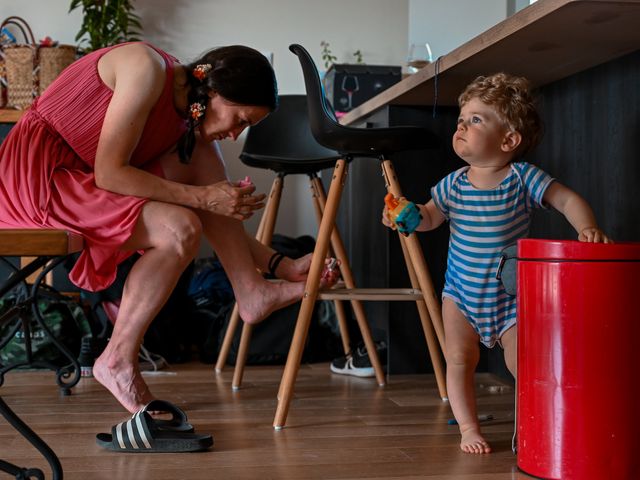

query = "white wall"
408;0;508;60
1;1;513;250
133;0;410;242
1;0;408;248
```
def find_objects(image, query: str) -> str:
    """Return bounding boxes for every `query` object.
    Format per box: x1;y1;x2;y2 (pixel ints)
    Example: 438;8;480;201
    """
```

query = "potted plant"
69;0;142;54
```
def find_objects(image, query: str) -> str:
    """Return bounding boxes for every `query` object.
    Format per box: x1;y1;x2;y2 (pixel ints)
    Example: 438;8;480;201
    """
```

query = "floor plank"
0;362;530;479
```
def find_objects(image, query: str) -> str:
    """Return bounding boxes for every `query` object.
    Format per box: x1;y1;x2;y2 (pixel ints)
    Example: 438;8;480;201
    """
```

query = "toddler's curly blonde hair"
458;73;542;158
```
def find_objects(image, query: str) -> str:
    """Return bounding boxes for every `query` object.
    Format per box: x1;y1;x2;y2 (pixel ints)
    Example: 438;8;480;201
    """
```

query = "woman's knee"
158;207;203;259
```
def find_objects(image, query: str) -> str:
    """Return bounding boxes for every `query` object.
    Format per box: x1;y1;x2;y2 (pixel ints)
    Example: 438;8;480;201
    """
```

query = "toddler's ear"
501;130;521;153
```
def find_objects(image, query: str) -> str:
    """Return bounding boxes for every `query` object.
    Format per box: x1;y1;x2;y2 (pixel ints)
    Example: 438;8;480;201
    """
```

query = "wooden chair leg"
274;159;347;429
381;159;448;400
215;304;241;373
381;160;446;352
232;322;254;389
308;175;350;355
398;236;447;399
215;175;284;375
310;176;386;385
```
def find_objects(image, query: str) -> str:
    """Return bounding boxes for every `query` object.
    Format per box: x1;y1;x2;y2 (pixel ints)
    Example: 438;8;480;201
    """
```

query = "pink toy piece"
237;176;252;187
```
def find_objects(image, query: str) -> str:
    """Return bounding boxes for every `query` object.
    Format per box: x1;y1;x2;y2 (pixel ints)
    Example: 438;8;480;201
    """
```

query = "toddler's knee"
446;348;479;368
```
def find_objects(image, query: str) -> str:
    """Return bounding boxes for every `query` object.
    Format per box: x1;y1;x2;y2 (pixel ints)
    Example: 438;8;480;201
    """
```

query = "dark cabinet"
333;50;640;376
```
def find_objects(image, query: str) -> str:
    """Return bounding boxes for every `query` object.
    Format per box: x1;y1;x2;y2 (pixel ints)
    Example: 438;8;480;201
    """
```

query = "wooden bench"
0;228;84;390
0;228;83;480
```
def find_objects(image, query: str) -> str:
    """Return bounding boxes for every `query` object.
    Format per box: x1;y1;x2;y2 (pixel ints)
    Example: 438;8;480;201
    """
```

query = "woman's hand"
199;180;266;220
579;227;612;244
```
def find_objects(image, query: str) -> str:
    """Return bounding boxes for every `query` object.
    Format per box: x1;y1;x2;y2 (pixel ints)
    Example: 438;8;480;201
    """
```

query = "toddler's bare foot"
460;427;491;454
237;279;305;324
93;354;155;414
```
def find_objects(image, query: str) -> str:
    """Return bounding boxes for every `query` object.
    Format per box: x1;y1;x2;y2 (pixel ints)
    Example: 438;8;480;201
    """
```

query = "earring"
193;63;212;81
190;102;205;120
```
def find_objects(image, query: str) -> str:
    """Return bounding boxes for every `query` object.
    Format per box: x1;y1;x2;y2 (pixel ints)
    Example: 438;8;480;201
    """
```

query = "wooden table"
342;0;640;124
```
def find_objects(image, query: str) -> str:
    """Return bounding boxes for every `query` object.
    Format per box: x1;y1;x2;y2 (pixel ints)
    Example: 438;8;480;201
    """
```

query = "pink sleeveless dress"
0;43;187;291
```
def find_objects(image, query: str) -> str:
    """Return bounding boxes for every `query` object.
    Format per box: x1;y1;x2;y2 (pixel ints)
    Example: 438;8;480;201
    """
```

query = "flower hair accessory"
193;63;212;81
190;102;205;120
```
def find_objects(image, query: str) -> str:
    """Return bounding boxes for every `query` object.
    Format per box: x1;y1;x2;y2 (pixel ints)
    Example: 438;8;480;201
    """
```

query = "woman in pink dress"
0;42;333;413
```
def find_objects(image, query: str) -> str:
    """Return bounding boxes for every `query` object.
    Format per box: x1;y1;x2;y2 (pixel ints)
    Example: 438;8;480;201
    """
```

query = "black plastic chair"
215;95;381;390
272;44;448;429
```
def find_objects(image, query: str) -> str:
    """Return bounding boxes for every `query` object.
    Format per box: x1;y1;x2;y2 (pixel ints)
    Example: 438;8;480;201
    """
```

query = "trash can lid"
518;239;640;261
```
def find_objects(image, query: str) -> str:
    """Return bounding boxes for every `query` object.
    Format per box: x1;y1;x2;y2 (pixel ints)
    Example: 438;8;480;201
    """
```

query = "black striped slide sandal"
96;401;213;453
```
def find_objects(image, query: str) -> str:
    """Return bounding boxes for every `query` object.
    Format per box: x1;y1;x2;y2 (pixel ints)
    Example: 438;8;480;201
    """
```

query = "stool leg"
215;175;284;375
232;322;254;390
381;160;446;352
308;175;351;355
215;304;241;372
310;175;386;385
398;235;447;399
274;159;347;429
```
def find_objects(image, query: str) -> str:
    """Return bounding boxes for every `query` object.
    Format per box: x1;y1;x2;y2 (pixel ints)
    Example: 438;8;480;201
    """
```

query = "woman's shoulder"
102;42;167;68
99;42;168;91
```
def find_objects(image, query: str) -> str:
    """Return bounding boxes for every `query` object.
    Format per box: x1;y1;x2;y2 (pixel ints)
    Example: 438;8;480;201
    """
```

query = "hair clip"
190;102;205;120
193;63;212;81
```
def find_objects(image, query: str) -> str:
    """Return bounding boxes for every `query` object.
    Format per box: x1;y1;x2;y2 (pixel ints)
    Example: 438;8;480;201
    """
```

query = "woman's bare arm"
92;43;254;218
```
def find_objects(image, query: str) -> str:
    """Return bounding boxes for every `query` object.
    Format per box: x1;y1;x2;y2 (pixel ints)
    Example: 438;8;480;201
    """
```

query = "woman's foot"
237;278;306;324
279;254;340;288
93;353;155;414
460;426;491;454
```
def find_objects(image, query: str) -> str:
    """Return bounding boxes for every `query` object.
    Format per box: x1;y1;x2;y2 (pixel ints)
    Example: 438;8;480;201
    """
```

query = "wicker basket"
0;16;77;109
3;44;37;109
1;17;37;109
39;45;77;95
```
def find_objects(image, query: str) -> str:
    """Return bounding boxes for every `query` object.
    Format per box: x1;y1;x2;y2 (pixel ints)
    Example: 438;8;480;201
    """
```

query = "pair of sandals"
96;400;213;453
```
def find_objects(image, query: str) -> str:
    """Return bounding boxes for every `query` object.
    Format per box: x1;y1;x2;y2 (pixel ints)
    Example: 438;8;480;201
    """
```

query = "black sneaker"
330;341;387;378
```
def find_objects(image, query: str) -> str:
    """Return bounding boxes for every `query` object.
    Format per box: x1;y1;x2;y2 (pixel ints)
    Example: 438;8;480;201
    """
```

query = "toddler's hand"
579;227;612;244
381;206;395;229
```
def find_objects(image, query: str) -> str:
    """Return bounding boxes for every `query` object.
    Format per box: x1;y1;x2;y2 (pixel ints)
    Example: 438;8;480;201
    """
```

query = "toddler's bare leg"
443;298;491;454
501;325;517;378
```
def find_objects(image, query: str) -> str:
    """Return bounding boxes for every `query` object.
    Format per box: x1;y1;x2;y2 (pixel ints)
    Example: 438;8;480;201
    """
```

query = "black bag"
0;284;92;367
213;233;342;366
78;254;198;363
220;299;341;366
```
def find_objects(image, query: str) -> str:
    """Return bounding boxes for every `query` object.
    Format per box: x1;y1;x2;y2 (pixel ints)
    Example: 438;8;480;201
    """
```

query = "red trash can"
517;239;640;480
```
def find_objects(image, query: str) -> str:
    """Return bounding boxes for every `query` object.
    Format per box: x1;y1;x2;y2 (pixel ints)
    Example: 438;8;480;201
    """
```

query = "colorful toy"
384;193;422;236
237;176;252;187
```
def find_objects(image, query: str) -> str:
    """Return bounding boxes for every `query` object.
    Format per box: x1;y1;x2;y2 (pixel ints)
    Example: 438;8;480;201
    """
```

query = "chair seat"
315;123;440;157
240;152;340;175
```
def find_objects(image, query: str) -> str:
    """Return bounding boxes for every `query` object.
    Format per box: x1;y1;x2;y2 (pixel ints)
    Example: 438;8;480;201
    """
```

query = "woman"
0;42;333;413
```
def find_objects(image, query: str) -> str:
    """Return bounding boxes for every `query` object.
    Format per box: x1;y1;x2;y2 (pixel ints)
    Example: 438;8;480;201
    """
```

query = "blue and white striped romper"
431;162;554;347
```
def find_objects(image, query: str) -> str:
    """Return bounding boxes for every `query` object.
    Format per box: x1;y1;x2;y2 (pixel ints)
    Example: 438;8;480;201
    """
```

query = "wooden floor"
0;362;534;480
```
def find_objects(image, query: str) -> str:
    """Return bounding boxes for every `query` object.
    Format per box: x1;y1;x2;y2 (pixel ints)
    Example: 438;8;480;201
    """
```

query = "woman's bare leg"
93;201;202;413
443;298;491;454
162;139;305;324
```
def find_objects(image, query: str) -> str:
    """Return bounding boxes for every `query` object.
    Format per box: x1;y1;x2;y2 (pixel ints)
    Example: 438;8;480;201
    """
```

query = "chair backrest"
240;94;339;165
288;44;344;151
289;44;440;156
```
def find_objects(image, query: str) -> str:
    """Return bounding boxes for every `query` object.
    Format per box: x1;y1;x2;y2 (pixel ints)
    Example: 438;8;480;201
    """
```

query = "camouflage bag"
0;285;91;367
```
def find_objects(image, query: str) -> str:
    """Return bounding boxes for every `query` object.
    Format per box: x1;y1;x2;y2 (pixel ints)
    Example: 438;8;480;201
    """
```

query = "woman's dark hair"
177;45;278;163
